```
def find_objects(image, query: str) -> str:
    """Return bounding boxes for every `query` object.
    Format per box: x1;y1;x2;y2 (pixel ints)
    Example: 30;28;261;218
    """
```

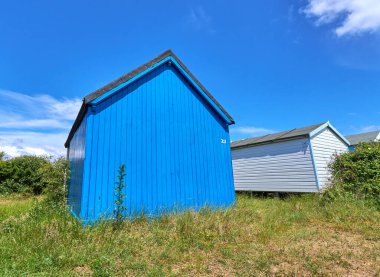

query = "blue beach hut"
65;50;235;222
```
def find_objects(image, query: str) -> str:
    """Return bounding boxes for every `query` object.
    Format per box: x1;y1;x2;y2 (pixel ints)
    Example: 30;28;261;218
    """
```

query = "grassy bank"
0;194;379;276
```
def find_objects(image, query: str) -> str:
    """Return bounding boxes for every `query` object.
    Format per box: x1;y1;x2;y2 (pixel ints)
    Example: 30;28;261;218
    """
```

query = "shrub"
0;155;49;195
40;157;70;205
324;142;380;207
0;179;23;195
0;154;69;201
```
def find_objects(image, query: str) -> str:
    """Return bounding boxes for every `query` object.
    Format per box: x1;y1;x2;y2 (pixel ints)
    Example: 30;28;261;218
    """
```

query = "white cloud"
0;131;69;157
0;119;72;129
303;0;380;36
231;126;273;136
0;90;81;125
360;125;380;132
0;89;81;157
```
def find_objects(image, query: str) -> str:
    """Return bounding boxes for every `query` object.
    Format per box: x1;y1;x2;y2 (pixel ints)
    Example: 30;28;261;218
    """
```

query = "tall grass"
0;194;379;276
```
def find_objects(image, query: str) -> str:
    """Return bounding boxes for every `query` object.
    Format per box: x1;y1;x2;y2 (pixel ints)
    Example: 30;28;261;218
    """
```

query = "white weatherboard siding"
311;128;348;189
232;138;318;192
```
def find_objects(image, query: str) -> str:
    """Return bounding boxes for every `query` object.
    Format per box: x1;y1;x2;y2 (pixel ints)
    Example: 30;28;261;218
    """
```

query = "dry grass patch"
269;226;380;276
0;194;379;276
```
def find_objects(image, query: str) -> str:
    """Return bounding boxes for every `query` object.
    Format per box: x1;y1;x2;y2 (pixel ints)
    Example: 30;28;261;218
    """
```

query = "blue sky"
1;0;380;156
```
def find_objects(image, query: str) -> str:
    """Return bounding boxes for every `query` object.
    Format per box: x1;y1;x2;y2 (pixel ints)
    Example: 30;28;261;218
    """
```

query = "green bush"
324;142;380;207
40;157;69;205
0;154;69;200
0;155;49;195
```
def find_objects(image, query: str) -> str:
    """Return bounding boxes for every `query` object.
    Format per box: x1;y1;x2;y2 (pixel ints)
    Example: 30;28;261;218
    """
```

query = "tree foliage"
40;157;69;205
324;142;380;207
0;155;49;195
0;154;69;200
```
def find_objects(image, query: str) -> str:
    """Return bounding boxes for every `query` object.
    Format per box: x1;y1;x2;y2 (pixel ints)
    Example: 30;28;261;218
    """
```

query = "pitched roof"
231;122;349;149
65;50;234;148
346;130;380;145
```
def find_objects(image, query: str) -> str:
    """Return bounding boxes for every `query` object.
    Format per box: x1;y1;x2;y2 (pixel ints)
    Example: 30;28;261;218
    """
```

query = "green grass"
0;194;379;276
0;195;37;221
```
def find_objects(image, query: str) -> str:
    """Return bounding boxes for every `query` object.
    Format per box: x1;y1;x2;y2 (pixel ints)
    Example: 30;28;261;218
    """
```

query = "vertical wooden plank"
73;59;236;222
126;85;134;215
81;114;91;218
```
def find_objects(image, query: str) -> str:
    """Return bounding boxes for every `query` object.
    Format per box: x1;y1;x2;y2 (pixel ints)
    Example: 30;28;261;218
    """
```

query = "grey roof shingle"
231;122;326;149
346;131;380;145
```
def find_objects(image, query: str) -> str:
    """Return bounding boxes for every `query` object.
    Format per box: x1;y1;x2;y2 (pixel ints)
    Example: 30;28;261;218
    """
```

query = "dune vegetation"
0;143;379;276
0;193;379;276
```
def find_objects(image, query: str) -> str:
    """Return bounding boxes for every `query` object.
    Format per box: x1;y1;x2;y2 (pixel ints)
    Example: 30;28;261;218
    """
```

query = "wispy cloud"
186;6;215;33
0;119;73;129
0;89;81;157
288;4;296;23
231;126;273;135
360;125;380;132
302;0;380;36
230;125;274;141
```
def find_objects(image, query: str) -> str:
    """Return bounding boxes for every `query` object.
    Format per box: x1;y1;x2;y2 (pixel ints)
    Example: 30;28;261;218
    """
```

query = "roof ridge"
84;49;174;103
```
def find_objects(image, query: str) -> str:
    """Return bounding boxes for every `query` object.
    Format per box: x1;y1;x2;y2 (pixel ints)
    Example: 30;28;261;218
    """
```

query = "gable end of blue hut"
65;50;235;222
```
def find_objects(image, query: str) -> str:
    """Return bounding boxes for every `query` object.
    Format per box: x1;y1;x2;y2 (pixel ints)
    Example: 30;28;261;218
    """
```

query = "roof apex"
65;50;234;148
83;49;175;104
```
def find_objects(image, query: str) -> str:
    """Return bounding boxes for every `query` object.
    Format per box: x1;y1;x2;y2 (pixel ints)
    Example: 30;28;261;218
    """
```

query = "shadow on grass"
236;191;310;200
